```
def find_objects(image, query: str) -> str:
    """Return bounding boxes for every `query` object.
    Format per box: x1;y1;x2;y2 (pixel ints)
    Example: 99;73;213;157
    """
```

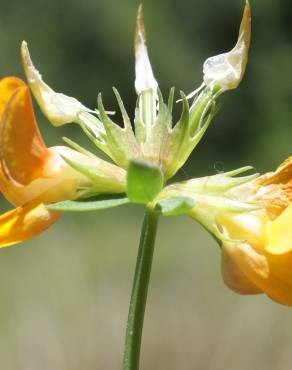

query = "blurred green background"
1;0;292;369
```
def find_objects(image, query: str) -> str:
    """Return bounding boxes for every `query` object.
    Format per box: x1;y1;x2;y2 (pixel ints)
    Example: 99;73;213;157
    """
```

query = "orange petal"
257;156;292;186
221;243;262;295
0;146;89;207
0;201;60;248
0;86;50;185
0;77;25;117
225;242;292;306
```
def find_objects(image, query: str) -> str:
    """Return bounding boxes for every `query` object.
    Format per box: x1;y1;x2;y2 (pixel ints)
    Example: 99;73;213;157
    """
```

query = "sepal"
162;89;217;179
47;194;129;212
59;148;127;194
155;167;261;242
97;93;140;168
155;196;195;216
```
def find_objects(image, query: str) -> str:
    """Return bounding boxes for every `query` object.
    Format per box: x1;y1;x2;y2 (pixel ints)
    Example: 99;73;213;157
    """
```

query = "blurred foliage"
1;0;292;369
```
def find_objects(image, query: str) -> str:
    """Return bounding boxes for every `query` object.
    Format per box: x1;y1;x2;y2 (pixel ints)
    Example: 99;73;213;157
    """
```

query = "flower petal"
0;201;60;248
134;5;158;94
264;251;292;305
217;212;267;248
0;147;90;207
0;87;91;206
0;77;25;117
230;243;292;306
21;41;88;126
221;243;263;294
0;85;50;185
266;203;292;254
257;156;292;186
203;0;251;91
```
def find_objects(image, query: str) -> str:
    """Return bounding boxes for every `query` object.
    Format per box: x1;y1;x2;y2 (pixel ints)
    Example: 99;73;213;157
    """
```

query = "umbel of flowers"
1;1;292;308
2;9;292;370
0;1;250;238
4;2;292;369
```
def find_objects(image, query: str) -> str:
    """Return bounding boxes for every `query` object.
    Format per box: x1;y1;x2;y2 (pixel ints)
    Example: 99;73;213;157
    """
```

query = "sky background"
0;0;292;369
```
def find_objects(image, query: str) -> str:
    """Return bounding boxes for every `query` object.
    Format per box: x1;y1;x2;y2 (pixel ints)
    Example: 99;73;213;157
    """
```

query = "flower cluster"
2;1;292;305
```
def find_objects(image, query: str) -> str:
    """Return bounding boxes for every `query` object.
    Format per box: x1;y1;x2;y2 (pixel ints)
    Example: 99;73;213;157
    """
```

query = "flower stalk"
123;207;159;370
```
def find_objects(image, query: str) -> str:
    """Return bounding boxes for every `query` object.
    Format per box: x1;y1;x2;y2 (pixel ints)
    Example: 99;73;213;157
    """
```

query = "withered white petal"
134;5;158;95
203;0;251;91
21;41;89;126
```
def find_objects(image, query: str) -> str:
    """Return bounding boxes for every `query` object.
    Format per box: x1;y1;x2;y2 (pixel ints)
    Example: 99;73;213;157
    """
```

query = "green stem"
123;207;159;370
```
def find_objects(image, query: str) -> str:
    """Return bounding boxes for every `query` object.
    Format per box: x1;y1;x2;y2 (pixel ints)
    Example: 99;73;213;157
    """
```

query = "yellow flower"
0;77;125;247
218;158;292;305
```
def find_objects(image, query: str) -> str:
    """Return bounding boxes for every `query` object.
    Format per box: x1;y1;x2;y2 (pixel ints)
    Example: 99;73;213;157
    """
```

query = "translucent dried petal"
21;41;88;126
134;5;158;94
203;1;251;91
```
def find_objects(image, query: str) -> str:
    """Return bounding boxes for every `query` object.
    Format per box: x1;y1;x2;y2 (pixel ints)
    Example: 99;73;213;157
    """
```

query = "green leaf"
155;196;194;216
127;160;163;204
47;194;129;212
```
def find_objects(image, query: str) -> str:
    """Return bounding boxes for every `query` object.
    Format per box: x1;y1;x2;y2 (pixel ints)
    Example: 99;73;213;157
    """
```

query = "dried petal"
203;1;251;91
134;5;158;94
21;41;88;126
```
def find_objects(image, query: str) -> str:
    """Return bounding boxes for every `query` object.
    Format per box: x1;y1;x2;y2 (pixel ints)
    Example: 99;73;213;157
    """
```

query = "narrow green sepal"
155;196;195;216
97;93;140;168
189;88;214;135
62;137;96;158
223;166;254;177
47;194;129;212
60;154;103;184
155;88;172;131
127;159;163;204
167;87;175;114
112;87;132;130
60;153;126;193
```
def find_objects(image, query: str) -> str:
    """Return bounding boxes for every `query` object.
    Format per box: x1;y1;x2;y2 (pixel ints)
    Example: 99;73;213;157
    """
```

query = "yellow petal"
264;251;292;305
266;203;292;254
0;86;50;185
21;41;88;126
203;0;251;91
0;77;25;117
217;212;267;249
0;201;60;248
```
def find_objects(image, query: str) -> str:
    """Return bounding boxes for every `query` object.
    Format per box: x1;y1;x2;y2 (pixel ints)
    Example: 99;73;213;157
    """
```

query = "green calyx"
73;85;218;185
154;167;262;243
